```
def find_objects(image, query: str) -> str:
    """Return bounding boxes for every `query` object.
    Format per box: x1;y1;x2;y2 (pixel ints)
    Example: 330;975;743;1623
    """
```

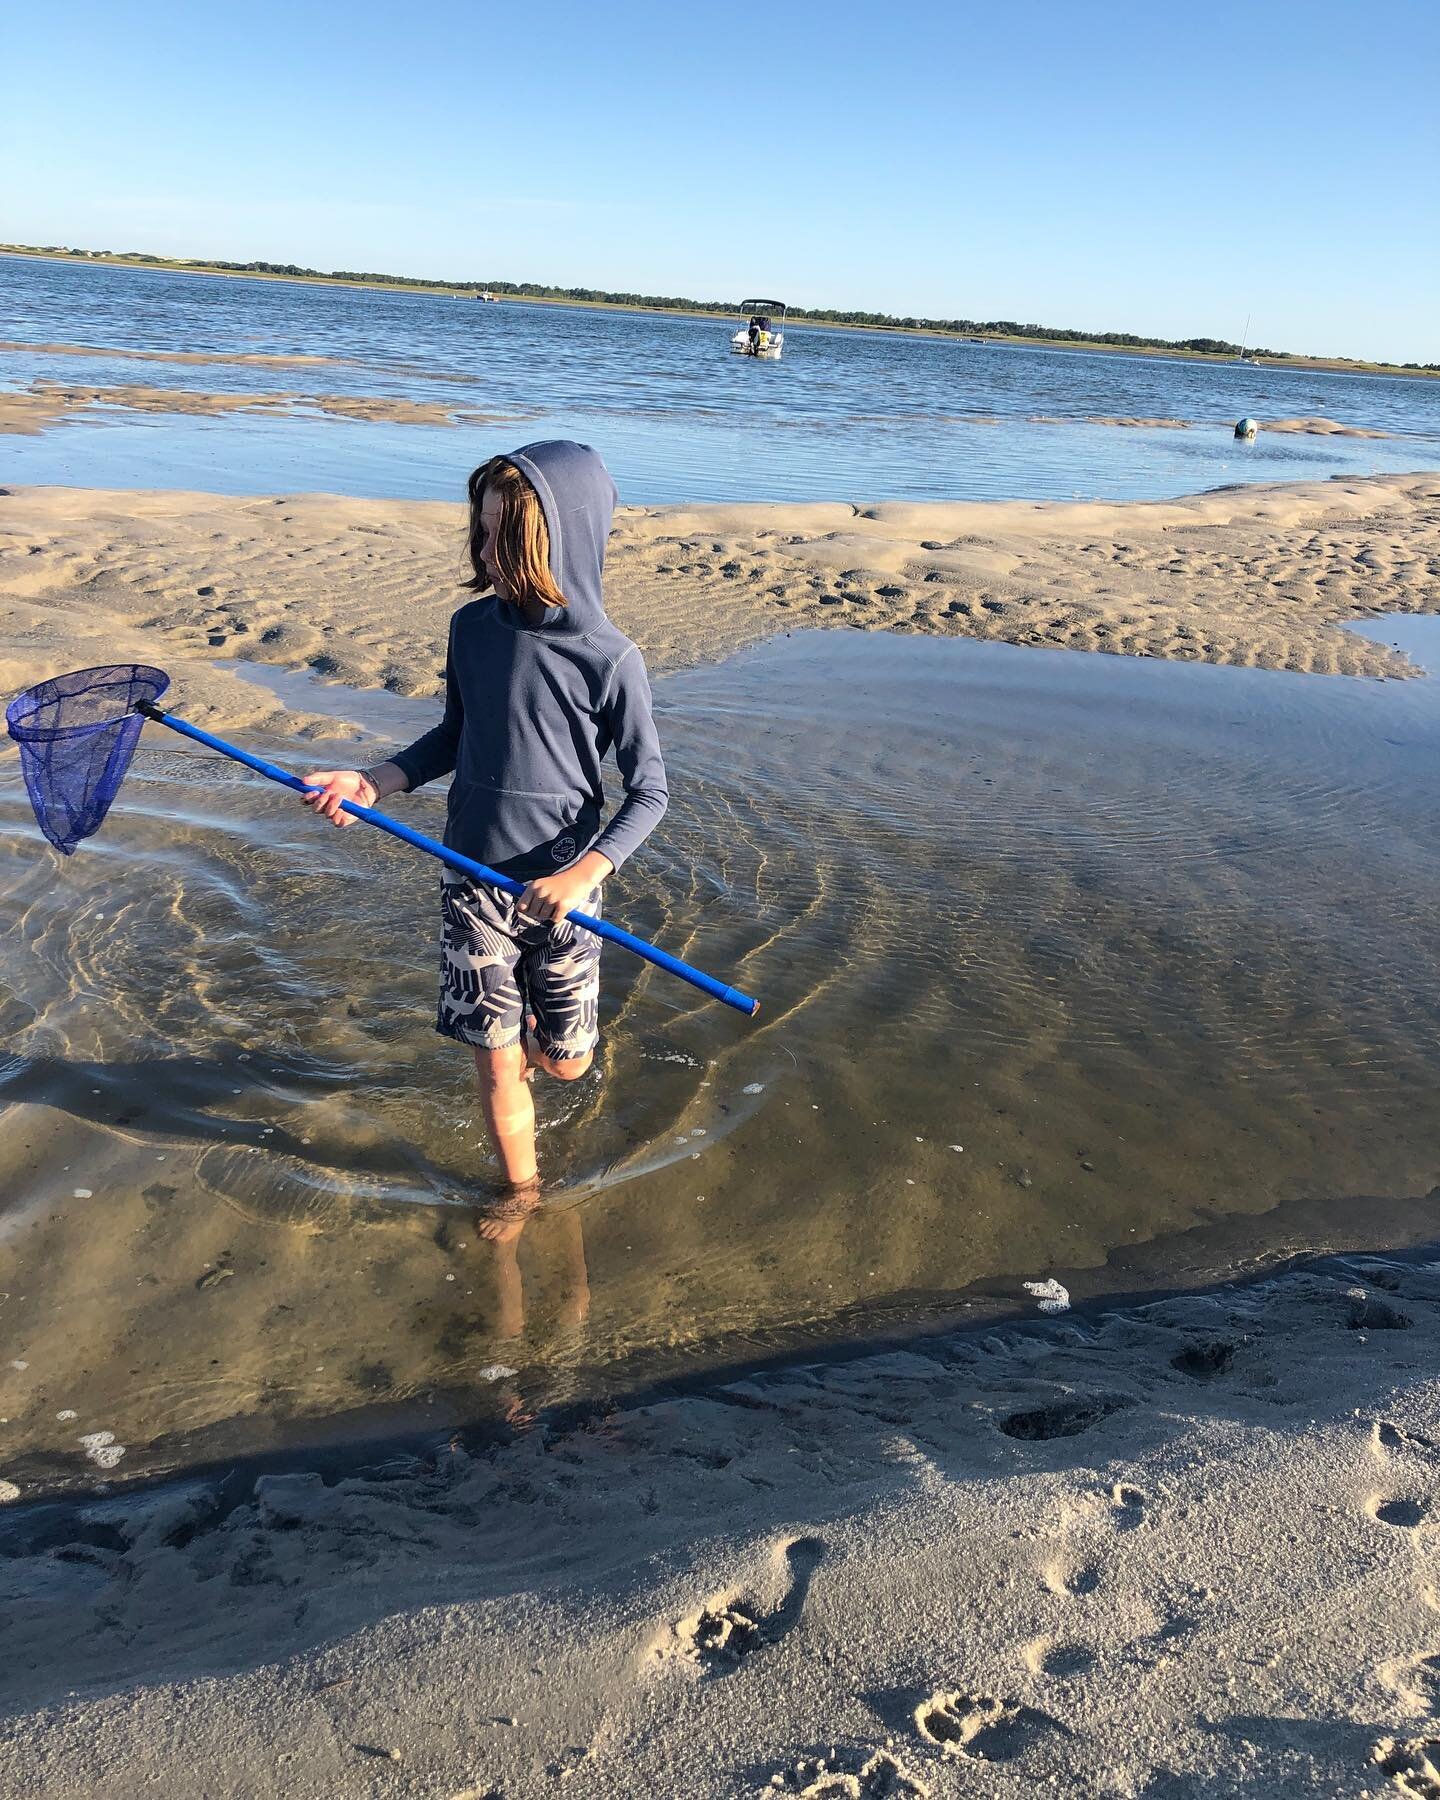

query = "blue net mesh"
5;664;170;855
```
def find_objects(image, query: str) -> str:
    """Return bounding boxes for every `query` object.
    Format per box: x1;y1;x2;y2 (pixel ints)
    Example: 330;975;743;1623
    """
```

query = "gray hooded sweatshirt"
390;441;667;879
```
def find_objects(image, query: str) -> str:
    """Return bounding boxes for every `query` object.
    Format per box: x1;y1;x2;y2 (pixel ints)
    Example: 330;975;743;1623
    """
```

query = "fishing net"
5;664;170;854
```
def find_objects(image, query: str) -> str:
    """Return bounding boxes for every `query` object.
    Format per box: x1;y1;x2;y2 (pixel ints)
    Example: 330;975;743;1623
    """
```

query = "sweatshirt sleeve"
390;619;463;792
591;646;668;870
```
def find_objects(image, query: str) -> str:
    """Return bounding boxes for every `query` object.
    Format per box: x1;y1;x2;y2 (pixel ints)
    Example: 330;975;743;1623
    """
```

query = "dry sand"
1;1254;1438;1798
2;474;1439;747
3;471;1440;1796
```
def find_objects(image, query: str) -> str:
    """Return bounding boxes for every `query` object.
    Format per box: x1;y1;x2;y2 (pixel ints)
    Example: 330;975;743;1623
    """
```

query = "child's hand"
300;769;377;827
518;855;611;924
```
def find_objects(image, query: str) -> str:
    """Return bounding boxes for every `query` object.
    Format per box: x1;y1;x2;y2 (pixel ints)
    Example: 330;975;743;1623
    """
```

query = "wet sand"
0;338;344;367
2;474;1439;726
0;365;1400;447
3;472;1440;1795
0;383;508;435
2;1253;1439;1797
1046;414;1393;436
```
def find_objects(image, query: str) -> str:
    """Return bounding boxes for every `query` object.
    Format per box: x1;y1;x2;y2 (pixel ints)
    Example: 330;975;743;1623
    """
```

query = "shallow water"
4;255;1438;502
3;626;1440;1493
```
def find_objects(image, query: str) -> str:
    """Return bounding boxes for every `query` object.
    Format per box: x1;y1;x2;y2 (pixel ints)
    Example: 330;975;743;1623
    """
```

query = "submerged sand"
0;382;511;435
0;364;1399;445
1071;414;1393;436
0;339;343;368
1;1254;1438;1797
2;473;1439;742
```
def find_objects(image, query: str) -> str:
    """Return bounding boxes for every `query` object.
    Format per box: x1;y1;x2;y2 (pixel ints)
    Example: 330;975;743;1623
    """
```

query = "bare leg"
473;1042;539;1185
525;1045;594;1083
472;1042;591;1240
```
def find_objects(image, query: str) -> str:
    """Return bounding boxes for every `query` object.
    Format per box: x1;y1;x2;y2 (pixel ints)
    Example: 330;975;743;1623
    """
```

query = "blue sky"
4;0;1438;362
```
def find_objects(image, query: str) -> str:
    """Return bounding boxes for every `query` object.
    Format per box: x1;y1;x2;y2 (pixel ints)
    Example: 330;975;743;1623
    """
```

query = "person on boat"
300;442;668;1231
747;315;762;355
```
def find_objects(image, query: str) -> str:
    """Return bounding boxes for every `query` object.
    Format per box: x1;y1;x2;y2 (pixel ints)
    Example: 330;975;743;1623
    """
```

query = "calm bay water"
4;254;1439;503
3;626;1440;1491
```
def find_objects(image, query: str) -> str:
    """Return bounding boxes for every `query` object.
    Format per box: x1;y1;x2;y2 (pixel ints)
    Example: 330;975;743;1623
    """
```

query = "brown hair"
464;456;567;608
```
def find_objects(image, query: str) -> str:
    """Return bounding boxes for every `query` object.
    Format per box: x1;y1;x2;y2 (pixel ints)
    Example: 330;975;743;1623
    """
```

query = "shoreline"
7;1172;1440;1509
1;1245;1437;1796
5;247;1435;380
3;474;1438;748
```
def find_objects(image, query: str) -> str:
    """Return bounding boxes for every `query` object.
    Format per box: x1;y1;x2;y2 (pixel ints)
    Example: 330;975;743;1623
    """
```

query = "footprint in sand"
1379;1650;1440;1715
1367;1495;1431;1531
666;1535;825;1676
912;1690;1065;1762
1373;1735;1440;1797
1374;1420;1439;1462
1022;1636;1097;1679
1040;1558;1102;1598
1169;1339;1238;1379
767;1747;931;1797
1349;1294;1414;1331
998;1393;1134;1442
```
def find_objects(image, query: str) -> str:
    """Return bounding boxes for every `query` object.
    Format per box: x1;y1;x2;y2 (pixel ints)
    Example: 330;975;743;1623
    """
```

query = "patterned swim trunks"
437;873;603;1059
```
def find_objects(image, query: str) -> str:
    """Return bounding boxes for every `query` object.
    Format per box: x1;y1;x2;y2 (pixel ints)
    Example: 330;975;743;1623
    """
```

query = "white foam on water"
478;1365;518;1382
72;1188;93;1199
743;1083;765;1095
79;1429;126;1469
1023;1278;1071;1315
0;1480;19;1504
55;1409;77;1421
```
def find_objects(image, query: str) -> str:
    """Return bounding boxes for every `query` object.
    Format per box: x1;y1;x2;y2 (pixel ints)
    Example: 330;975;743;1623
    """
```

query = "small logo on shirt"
551;835;577;864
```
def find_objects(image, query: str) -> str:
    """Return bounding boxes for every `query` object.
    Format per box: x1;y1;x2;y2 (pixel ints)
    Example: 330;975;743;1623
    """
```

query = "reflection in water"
3;628;1440;1492
481;1205;591;1343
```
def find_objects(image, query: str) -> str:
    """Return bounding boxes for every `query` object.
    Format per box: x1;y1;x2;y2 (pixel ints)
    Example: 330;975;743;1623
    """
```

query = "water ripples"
4;256;1438;504
5;630;1440;1488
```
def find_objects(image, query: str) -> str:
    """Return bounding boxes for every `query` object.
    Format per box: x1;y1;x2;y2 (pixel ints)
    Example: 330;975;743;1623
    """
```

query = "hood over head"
503;440;617;632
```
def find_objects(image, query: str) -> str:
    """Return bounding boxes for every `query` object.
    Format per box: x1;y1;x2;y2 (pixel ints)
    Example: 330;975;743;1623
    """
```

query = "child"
302;441;667;1224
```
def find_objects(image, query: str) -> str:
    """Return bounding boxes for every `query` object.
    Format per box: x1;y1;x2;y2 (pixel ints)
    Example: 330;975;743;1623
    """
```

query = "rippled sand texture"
4;612;1440;1490
2;477;1438;719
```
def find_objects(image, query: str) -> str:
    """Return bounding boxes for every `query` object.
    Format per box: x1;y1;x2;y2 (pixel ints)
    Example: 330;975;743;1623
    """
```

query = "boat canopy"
740;299;786;317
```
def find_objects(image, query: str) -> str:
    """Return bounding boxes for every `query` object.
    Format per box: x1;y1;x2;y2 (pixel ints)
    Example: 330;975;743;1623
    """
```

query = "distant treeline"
110;252;1291;357
20;245;1440;370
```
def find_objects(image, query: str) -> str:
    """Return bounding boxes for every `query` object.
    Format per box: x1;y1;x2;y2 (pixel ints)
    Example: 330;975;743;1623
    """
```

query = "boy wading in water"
303;441;667;1230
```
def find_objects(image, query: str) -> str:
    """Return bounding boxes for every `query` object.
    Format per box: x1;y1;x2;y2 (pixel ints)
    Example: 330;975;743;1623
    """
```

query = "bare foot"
477;1178;543;1242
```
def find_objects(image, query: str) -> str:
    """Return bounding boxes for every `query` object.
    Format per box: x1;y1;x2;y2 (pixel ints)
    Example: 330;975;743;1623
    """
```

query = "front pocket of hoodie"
446;780;598;870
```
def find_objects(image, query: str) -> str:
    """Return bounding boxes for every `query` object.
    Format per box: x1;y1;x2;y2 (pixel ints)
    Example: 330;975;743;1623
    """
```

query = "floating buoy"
1235;416;1258;441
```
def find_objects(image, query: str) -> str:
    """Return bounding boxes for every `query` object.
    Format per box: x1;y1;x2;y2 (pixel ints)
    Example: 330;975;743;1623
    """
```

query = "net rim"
5;664;170;743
